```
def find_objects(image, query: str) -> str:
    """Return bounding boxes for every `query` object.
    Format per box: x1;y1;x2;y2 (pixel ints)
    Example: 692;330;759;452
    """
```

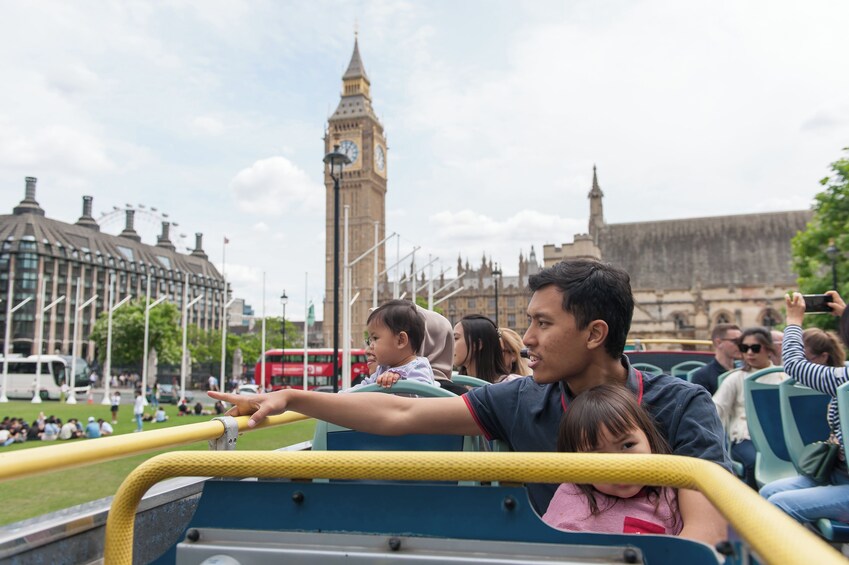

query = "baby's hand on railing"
375;371;401;388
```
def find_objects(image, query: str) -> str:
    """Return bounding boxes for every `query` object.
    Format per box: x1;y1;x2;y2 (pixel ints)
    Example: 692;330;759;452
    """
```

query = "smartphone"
802;294;832;314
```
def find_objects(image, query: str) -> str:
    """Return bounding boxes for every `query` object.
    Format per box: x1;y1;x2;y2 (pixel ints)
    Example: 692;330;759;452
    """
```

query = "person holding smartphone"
760;291;849;525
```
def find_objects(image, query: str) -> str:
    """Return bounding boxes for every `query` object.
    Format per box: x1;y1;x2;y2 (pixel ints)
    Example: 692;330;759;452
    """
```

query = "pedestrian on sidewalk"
133;390;148;432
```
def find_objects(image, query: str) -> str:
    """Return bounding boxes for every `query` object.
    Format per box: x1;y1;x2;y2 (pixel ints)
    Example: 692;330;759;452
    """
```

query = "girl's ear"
396;331;410;349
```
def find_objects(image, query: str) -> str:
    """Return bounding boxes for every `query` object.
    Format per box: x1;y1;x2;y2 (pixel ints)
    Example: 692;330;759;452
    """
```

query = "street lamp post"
492;264;502;327
1;275;32;403
280;290;288;348
323;144;351;393
826;239;839;291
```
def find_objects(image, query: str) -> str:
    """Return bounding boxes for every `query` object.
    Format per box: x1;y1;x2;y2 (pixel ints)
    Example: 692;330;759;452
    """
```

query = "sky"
1;0;848;322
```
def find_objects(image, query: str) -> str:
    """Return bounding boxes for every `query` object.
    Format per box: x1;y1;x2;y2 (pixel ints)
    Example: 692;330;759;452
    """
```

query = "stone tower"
323;37;388;349
588;164;605;245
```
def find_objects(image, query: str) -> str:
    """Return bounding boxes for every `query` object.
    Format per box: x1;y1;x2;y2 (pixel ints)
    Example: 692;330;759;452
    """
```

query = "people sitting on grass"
155;407;169;422
85;416;101;439
98;418;113;436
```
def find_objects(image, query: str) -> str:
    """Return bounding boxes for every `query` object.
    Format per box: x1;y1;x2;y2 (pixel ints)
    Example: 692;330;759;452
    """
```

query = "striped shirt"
781;324;846;459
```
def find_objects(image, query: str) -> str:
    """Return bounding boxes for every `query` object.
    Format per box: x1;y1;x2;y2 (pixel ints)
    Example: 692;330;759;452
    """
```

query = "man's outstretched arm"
208;389;482;436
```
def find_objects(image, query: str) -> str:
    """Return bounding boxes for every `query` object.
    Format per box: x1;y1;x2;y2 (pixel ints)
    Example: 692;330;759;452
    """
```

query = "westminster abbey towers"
323;39;388;347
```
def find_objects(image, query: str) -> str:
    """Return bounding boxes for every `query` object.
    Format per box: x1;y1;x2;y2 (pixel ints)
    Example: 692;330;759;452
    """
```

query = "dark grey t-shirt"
463;356;732;512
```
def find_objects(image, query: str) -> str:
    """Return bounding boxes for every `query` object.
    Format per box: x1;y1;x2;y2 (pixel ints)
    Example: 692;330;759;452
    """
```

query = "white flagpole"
260;272;266;390
303;272;308;391
219;237;227;388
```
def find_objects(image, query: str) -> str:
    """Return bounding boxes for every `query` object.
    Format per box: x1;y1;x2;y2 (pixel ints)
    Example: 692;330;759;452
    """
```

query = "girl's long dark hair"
557;384;680;526
458;315;510;383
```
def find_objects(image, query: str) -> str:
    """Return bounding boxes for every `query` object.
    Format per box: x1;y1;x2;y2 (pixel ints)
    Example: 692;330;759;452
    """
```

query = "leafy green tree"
790;149;849;329
89;300;181;367
231;317;300;367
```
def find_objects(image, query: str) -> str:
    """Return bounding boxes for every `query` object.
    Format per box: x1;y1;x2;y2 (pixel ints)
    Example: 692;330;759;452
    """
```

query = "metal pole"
260;272;266;390
832;258;838;292
221;297;235;388
411;250;417;305
180;289;203;404
1;278;32;403
373;222;379;308
332;173;341;393
32;279;45;403
303;272;308;391
101;274;115;405
394;233;400;299
343;205;351;390
142;276;151;389
494;275;499;326
427;255;434;310
70;287;98;405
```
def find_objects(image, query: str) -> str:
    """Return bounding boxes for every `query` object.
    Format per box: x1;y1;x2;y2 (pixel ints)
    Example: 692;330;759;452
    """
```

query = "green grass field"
0;399;315;526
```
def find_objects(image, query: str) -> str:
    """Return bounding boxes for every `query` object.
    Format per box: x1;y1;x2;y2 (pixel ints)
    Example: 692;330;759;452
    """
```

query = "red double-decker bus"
254;348;370;391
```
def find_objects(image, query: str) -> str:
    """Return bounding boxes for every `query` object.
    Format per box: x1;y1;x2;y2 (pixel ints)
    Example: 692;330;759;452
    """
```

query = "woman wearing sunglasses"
712;327;788;489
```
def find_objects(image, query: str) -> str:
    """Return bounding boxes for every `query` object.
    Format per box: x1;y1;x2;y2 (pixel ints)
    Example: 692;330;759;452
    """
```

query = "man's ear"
585;320;609;351
396;331;410;349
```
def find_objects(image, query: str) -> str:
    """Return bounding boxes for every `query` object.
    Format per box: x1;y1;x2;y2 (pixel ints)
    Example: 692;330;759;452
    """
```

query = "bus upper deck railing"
103;450;846;565
626;338;713;349
0;412;310;483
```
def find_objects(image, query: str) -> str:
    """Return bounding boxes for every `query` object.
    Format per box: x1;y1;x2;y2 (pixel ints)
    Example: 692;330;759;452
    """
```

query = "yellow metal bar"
0;412;308;483
104;450;843;565
627;338;713;347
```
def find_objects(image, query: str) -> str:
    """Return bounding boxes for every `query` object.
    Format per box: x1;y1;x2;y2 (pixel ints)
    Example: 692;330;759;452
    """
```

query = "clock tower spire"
323;37;388;356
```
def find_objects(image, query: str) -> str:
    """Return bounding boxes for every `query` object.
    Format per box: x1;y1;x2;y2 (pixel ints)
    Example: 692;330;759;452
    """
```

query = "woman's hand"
785;292;806;326
826;290;846;317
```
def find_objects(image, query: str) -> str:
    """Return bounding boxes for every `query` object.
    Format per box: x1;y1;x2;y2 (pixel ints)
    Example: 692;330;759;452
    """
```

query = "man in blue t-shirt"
211;259;731;546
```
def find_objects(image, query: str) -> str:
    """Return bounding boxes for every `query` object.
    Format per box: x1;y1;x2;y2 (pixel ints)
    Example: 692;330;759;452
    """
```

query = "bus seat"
631;362;663;376
815;382;849;542
671;360;706;379
716;369;735;390
452;375;490;388
779;379;832;472
312;380;479;453
744;367;797;488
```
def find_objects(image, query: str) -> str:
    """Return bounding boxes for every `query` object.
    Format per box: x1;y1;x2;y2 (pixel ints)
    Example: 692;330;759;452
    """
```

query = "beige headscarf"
415;305;454;380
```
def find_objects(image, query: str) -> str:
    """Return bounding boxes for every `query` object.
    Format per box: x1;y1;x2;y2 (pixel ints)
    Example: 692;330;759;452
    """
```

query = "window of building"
507;296;516;308
507;314;516;327
467;298;476;309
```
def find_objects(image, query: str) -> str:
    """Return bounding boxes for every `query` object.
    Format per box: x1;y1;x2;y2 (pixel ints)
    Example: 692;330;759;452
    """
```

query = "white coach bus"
0;355;91;400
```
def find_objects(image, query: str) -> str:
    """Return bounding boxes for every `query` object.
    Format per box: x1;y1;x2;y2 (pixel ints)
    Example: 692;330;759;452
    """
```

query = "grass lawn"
0;399;315;526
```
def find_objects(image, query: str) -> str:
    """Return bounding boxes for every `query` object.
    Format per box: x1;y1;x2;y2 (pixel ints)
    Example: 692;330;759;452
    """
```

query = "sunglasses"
738;343;762;354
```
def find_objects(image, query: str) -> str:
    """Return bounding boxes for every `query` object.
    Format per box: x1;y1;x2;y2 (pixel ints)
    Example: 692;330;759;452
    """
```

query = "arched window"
715;312;731;325
760;309;781;329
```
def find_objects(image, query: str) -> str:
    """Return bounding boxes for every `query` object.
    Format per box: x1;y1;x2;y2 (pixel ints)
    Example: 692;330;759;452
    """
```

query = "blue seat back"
631;362;663;376
839;381;849;456
452;374;490;388
671;360;706;379
780;379;831;471
312;380;475;452
716;369;735;390
744;367;797;487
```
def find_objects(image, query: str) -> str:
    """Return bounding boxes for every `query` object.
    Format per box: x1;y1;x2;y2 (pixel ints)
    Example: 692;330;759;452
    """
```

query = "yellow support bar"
0;412;308;483
104;450;844;565
627;338;713;347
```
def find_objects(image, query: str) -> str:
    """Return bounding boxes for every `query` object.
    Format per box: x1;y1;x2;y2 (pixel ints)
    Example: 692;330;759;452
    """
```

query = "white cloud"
230;156;323;216
253;221;270;232
191;115;226;136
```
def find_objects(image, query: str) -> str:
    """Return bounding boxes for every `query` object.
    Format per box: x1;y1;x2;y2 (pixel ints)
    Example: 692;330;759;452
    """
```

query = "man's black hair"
366;299;426;352
528;259;634;358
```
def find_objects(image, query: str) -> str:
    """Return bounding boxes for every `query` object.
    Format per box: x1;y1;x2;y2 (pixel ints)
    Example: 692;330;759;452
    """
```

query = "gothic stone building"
0;177;227;360
543;167;812;340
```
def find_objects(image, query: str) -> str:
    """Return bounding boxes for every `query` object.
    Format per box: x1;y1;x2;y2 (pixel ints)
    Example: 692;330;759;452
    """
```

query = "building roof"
599;210;811;290
0;211;223;284
343;37;369;82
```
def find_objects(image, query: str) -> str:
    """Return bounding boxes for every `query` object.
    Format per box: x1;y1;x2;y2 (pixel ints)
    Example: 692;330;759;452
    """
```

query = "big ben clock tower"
323;37;388;352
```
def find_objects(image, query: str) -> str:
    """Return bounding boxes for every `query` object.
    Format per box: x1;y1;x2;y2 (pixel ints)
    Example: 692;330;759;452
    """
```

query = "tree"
88;300;181;368
790;149;849;329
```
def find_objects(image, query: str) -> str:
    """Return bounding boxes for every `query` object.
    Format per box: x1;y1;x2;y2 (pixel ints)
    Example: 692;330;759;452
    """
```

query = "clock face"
339;140;359;165
375;144;386;171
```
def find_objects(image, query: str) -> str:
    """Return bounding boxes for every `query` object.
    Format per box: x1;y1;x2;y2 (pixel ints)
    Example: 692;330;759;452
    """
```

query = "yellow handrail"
0;412;308;483
104;450;844;565
627;338;713;347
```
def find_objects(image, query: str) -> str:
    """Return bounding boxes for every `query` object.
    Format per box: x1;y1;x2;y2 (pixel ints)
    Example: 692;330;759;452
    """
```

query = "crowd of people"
0;412;114;446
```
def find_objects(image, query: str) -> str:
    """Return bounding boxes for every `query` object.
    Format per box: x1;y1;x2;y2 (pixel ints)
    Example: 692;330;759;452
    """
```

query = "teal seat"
815;381;849;542
452;375;490;388
779;379;831;471
744;367;797;488
716;369;735;390
312;380;480;453
631;362;663;376
671;360;706;379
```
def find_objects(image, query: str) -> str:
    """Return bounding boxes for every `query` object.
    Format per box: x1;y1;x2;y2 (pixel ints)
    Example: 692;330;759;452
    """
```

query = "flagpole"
303;272;308;391
219;236;228;388
260;272;266;390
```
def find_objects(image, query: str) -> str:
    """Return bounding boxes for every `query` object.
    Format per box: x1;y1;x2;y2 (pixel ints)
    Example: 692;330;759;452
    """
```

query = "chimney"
190;232;208;259
118;209;142;242
13;177;45;216
156;221;176;251
75;195;100;231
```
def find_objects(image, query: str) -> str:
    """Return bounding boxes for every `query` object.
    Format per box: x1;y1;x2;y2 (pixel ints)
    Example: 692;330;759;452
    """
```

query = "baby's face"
366;320;404;367
588;424;652;499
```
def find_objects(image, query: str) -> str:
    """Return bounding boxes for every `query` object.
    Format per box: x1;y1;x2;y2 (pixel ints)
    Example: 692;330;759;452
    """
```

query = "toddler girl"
542;384;682;535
